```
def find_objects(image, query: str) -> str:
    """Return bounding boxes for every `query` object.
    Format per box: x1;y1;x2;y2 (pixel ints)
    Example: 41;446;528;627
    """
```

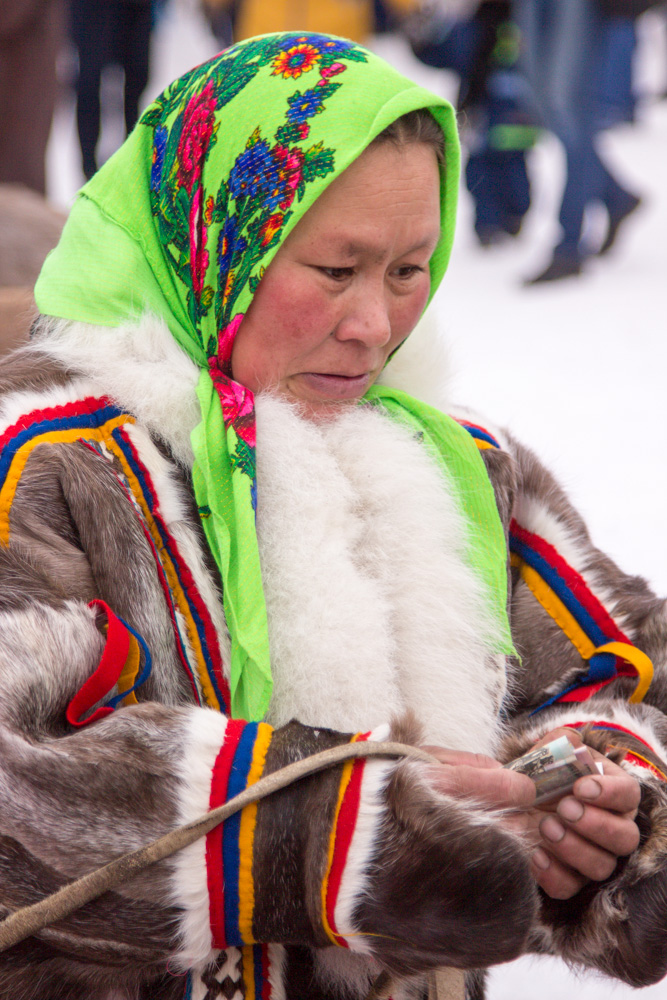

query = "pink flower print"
221;380;256;448
270;144;304;210
189;187;210;299
317;62;346;86
215;313;244;369
177;81;217;194
208;332;257;448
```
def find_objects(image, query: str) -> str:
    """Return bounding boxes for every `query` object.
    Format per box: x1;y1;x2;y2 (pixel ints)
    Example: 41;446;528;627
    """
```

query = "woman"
0;32;666;1000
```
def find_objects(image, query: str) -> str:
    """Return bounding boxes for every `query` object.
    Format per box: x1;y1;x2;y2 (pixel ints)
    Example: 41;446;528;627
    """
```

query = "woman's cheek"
394;280;431;337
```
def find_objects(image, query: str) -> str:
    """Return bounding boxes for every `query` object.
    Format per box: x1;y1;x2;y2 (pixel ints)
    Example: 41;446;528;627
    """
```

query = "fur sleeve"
0;601;539;998
486;426;667;987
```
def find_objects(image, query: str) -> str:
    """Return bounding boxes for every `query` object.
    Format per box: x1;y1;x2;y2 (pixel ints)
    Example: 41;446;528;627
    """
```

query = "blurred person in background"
513;0;651;284
408;1;539;248
200;0;420;46
70;0;153;179
0;0;64;195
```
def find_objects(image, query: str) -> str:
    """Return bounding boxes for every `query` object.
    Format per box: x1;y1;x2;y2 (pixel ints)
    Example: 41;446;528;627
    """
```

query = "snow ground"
46;4;667;996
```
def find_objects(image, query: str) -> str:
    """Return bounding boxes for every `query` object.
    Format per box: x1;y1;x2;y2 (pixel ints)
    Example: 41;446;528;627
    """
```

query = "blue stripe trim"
253;944;266;997
105;616;153;709
0;404;122;485
459;422;500;449
111;426;228;712
108;427;200;702
529;652;620;714
223;722;259;947
510;532;610;648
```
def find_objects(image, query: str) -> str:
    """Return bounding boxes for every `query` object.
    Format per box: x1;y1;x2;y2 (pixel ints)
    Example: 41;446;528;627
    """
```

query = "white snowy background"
46;4;667;996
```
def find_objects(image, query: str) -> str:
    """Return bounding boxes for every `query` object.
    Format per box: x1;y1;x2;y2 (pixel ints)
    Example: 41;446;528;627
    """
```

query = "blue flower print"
286;89;325;124
228;140;276;202
151;126;168;192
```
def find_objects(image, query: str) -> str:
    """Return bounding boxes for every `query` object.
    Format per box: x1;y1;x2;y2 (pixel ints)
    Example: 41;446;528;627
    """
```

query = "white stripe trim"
333;724;392;955
169;708;229;970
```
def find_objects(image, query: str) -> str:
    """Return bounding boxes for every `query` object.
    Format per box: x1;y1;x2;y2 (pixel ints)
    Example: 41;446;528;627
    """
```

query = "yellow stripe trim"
0;415;129;545
237;722;273;945
117;634;140;707
612;747;667;782
512;555;595;660
241;945;256;1000
512;557;654;703
594;641;654;704
320;733;361;946
105;434;221;711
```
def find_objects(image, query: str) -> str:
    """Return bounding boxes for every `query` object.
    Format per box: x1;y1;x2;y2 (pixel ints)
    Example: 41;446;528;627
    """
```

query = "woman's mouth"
296;371;373;400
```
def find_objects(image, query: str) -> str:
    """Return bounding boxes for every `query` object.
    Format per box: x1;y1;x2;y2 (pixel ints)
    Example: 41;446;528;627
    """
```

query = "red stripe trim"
510;521;629;647
568;720;657;752
66;600;130;727
624;751;664;776
0;395;117;450
558;681;610;702
206;719;246;948
326;732;371;946
568;721;667;783
115;427;231;713
79;439;201;706
260;944;272;999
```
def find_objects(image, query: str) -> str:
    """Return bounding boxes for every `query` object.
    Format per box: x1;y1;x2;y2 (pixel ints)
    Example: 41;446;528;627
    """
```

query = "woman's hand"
423;745;538;811
518;727;641;899
423;729;642;901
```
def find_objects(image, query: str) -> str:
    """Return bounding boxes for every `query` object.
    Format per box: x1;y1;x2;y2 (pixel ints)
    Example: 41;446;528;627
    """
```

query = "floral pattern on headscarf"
141;34;367;484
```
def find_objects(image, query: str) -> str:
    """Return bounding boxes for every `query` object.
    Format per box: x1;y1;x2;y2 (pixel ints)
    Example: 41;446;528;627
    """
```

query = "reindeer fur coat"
0;314;667;1000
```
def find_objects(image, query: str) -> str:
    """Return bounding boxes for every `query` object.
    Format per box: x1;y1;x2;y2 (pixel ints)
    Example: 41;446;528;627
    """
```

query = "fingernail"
540;815;566;843
532;848;551;871
558;797;584;823
577;777;601;800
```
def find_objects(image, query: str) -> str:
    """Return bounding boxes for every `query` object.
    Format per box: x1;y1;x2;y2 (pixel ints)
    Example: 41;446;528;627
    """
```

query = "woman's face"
230;141;441;417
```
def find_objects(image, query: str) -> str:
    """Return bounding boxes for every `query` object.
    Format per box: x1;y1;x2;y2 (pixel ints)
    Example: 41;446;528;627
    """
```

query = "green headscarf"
36;33;510;720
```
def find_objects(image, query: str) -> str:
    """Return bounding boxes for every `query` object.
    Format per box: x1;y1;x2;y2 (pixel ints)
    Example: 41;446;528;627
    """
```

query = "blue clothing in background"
514;0;639;260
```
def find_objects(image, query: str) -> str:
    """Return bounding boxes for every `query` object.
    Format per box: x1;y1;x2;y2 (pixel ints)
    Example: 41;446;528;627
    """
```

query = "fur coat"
0;314;666;1000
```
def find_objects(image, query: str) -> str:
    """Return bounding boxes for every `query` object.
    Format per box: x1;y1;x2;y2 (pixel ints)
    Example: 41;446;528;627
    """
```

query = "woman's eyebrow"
328;235;440;262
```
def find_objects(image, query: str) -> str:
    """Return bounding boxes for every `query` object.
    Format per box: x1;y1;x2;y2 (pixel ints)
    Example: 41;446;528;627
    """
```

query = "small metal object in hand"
505;735;604;805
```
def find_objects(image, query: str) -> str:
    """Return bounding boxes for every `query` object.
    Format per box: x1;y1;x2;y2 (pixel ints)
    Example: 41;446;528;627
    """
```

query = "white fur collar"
31;313;202;468
32;313;504;748
31;309;452;467
255;393;506;753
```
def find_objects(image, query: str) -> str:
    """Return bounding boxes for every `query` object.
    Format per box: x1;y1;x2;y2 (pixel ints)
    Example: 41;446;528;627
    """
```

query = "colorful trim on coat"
67;600;153;725
207;720;274;949
241;944;274;1000
0;395;128;544
509;521;653;708
104;424;231;713
321;731;371;948
184;945;276;1000
456;418;654;710
567;720;667;783
0;393;230;717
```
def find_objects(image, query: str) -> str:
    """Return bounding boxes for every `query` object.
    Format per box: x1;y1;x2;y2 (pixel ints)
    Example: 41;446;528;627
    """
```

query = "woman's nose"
334;288;392;347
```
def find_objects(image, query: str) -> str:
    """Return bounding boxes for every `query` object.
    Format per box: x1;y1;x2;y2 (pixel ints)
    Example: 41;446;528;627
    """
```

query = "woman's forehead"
284;143;442;250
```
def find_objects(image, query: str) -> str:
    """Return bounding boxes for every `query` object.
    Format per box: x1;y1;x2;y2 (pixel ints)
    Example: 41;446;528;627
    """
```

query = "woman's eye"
319;266;355;281
394;264;425;279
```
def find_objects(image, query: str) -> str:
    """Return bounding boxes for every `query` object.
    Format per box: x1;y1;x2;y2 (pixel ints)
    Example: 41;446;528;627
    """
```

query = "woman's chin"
289;395;361;423
281;371;375;419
